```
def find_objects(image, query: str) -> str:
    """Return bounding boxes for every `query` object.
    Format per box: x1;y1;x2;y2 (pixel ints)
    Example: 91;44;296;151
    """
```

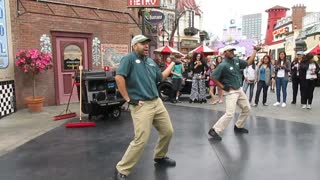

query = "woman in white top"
299;53;319;109
273;51;291;107
242;58;256;103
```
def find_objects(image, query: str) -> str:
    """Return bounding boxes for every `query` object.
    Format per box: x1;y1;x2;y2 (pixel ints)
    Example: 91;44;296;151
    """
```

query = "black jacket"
299;60;320;80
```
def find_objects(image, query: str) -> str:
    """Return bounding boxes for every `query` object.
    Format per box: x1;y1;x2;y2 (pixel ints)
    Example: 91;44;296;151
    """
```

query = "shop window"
63;45;82;70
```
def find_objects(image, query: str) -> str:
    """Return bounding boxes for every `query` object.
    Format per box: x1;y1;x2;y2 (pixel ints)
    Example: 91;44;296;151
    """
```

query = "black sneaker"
170;99;177;104
234;125;249;134
114;169;128;180
154;157;176;167
208;128;222;141
291;101;296;104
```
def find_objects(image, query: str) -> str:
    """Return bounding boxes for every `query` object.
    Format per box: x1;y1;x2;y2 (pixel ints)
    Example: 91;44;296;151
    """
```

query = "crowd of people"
163;49;319;110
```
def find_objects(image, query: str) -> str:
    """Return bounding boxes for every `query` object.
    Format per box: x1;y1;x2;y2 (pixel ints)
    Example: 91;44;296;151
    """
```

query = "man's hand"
253;46;262;52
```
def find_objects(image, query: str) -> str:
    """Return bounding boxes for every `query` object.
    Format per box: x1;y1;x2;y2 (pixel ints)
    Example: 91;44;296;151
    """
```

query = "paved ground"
0;83;319;158
0;103;320;180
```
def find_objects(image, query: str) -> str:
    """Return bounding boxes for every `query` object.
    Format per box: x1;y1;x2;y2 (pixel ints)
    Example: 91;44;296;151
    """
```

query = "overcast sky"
198;0;320;39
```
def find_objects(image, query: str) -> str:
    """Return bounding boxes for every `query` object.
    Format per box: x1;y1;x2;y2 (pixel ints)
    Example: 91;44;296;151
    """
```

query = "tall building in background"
242;13;262;42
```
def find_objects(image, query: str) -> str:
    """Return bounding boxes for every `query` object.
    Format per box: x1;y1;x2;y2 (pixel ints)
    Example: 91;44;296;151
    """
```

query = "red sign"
128;0;160;8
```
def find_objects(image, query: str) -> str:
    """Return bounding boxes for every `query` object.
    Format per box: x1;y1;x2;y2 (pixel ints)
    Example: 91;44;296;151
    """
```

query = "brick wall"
10;0;141;109
292;5;306;30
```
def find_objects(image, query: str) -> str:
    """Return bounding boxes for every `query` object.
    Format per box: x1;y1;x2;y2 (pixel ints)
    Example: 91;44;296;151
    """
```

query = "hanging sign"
145;11;165;24
128;0;160;8
0;0;9;69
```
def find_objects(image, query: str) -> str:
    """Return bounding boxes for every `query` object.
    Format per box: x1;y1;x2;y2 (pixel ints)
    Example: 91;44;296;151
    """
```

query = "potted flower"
15;49;53;112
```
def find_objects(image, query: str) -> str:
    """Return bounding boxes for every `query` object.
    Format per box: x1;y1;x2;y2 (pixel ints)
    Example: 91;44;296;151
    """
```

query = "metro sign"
128;0;161;8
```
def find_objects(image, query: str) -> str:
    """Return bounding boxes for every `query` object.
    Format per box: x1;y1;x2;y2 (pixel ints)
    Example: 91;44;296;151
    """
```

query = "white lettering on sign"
128;0;158;6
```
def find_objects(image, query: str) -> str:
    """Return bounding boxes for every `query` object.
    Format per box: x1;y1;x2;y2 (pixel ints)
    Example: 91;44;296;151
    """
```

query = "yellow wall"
305;34;320;51
0;0;14;81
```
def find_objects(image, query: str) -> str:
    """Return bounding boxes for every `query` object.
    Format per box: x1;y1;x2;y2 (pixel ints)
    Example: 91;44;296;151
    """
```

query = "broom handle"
66;70;77;112
79;65;83;122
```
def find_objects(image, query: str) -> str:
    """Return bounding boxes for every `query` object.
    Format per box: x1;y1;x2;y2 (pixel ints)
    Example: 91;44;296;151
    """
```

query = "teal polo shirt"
211;57;247;89
172;64;183;79
116;52;163;101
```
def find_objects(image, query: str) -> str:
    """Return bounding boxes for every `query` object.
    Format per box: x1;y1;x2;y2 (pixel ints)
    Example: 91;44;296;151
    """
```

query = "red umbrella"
305;44;320;55
189;45;218;55
154;45;183;56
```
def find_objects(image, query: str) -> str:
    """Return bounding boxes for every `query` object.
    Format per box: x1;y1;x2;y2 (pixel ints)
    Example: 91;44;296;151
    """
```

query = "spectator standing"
253;55;274;106
273;51;291;107
242;57;256;104
270;59;276;92
299;53;319;109
170;56;185;103
189;53;208;103
165;56;172;69
290;51;304;104
207;62;217;104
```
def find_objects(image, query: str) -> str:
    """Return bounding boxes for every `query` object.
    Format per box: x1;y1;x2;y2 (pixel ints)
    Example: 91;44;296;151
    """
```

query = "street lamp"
161;28;165;46
199;31;206;45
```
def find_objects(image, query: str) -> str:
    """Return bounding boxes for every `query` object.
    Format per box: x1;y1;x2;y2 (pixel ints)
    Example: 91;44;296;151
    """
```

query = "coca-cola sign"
127;0;160;8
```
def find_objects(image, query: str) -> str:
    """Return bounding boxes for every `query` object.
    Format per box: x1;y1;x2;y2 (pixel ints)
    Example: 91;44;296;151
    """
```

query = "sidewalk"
0;103;79;156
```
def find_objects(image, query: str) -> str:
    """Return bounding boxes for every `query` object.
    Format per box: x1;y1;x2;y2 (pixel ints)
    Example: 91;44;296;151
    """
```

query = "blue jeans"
255;80;269;104
243;81;254;103
276;77;288;103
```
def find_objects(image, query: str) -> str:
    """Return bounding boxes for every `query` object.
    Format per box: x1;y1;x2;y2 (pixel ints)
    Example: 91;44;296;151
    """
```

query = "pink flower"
15;48;52;75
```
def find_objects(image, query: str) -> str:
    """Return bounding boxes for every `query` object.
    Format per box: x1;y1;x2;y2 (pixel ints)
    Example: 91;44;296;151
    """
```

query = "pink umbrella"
189;45;218;56
154;45;184;56
305;44;320;55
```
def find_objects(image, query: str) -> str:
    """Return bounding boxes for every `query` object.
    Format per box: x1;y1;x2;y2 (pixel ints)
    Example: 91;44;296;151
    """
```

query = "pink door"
56;38;89;104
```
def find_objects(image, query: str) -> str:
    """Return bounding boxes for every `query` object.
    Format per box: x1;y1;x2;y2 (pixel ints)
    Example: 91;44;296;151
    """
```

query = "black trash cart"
76;70;126;120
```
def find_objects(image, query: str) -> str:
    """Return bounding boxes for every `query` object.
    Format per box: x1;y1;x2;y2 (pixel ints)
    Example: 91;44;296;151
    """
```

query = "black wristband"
129;99;139;105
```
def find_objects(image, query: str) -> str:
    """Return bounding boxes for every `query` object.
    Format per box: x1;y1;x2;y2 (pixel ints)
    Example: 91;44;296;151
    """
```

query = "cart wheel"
110;108;121;120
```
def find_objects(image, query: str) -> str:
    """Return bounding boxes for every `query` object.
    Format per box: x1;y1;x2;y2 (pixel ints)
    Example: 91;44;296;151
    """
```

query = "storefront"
9;0;140;109
180;39;199;54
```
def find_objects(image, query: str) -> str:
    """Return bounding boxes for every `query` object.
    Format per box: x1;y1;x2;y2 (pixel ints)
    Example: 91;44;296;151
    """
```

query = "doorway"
52;32;92;105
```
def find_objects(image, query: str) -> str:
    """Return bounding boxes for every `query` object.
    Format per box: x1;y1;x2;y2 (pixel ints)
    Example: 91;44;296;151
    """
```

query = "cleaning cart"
75;69;126;120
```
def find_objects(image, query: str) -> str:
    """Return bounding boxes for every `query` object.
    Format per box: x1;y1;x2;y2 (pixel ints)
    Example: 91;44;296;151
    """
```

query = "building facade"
242;13;262;41
267;4;307;61
264;6;289;46
300;12;320;49
0;0;15;118
160;0;202;51
8;0;141;110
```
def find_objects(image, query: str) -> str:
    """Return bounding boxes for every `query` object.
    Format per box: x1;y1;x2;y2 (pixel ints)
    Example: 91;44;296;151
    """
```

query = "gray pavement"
0;82;319;157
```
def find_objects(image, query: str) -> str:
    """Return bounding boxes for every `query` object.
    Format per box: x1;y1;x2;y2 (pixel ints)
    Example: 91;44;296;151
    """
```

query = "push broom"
65;64;96;128
53;70;78;121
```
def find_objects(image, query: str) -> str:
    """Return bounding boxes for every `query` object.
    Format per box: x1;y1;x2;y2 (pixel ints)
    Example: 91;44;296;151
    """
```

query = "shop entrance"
52;32;92;105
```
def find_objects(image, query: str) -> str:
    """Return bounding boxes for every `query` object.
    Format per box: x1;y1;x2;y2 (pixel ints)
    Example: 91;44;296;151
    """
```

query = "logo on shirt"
236;63;239;66
148;63;156;67
230;67;234;70
135;59;141;64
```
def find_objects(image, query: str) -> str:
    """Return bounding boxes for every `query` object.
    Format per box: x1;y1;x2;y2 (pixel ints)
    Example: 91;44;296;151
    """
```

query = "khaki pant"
116;98;174;175
213;89;251;134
